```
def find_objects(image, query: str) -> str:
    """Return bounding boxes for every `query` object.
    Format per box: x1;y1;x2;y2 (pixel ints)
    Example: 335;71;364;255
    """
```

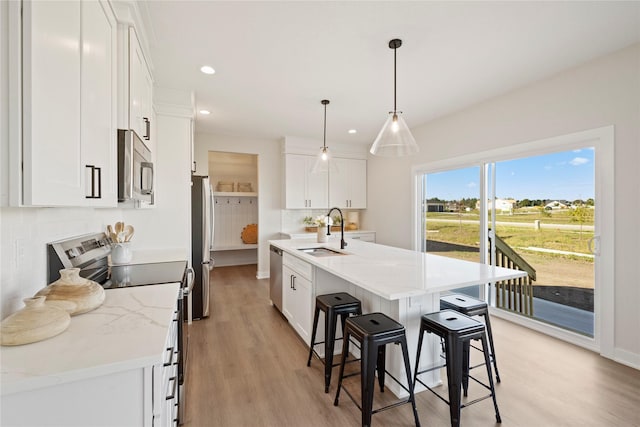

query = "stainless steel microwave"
117;129;154;206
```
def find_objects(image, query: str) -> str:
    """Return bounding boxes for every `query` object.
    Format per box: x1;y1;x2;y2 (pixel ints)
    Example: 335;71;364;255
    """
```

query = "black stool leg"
333;329;350;406
324;307;337;393
462;341;470;397
307;306;320;367
376;345;386;392
361;341;378;427
413;325;426;388
480;334;501;423
483;313;501;383
445;337;463;427
400;337;421;427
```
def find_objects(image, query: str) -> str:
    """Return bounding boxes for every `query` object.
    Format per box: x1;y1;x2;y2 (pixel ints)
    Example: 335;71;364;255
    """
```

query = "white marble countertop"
269;239;527;300
0;283;180;396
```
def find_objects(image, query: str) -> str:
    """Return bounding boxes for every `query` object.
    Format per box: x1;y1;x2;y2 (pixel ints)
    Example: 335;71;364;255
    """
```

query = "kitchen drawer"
283;252;313;281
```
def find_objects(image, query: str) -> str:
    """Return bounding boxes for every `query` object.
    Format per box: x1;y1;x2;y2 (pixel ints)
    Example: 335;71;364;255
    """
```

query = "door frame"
412;126;614;357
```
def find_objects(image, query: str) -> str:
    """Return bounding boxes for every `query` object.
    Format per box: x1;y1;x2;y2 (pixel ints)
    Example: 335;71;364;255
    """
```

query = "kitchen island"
269;238;527;397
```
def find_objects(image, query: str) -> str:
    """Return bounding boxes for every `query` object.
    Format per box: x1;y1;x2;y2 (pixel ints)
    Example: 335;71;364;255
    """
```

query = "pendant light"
370;38;419;157
312;99;331;173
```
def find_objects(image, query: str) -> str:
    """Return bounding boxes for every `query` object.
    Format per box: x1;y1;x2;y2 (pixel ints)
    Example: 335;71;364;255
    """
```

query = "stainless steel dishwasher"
269;245;283;312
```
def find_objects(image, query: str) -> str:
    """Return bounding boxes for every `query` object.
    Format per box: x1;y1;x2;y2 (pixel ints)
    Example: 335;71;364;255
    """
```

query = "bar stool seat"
307;292;362;393
414;310;500;427
440;294;501;386
334;312;420;427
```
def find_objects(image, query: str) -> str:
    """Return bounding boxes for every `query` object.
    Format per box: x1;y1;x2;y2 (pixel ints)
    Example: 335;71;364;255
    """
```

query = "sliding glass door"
415;127;613;349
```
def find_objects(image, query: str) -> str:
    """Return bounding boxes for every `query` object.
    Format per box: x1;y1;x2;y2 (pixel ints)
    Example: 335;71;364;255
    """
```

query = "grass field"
427;208;594;226
426;222;593;257
425;218;594;289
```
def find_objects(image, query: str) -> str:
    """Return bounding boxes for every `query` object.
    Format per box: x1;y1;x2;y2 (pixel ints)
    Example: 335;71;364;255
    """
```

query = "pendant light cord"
323;102;327;149
321;99;329;150
393;45;397;113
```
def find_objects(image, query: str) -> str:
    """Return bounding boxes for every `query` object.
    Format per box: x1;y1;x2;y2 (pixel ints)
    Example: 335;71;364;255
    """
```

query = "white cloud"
570;157;589;166
467;182;477;188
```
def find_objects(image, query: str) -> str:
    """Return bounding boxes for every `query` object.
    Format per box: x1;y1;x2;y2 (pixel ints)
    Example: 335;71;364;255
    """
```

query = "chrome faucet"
326;207;347;249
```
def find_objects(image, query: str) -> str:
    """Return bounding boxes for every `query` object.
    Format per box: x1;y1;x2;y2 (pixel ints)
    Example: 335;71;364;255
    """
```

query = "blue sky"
425;148;595;201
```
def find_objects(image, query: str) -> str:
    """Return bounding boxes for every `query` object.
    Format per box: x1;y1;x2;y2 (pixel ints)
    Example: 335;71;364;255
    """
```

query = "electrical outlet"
14;238;26;269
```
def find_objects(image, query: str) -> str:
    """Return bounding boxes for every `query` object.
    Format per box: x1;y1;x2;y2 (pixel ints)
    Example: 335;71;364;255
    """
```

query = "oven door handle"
183;267;195;296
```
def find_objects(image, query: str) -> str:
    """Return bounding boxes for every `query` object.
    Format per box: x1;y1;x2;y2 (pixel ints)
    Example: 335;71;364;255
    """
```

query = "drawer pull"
163;346;175;367
166;376;177;400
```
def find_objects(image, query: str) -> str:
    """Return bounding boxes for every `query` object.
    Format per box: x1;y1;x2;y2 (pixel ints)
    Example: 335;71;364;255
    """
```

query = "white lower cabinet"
0;305;180;427
282;253;313;344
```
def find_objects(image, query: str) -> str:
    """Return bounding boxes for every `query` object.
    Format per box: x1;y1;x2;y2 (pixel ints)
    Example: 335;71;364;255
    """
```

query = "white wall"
122;114;191;255
194;132;282;278
0;207;122;318
367;44;640;367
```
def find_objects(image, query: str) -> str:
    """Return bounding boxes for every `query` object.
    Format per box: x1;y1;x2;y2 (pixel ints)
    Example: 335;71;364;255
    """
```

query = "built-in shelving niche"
208;151;258;266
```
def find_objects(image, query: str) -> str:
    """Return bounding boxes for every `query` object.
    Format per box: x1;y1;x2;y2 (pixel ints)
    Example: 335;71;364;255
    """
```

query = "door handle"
588;236;600;255
143;117;151;140
85;165;102;199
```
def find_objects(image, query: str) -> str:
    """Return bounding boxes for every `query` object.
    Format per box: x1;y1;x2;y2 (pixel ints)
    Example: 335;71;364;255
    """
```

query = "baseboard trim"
613;348;640;370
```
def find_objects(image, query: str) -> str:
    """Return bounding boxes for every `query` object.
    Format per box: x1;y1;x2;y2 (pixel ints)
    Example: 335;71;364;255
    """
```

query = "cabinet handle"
192;161;197;173
166;376;178;400
163;346;175;367
143;117;151;140
85;165;102;199
292;275;296;291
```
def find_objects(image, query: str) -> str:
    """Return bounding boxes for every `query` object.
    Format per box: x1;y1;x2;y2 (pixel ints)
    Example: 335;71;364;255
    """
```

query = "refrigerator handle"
209;185;215;251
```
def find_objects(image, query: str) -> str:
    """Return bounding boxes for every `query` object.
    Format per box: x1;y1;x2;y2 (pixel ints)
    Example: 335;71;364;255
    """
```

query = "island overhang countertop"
269;238;528;300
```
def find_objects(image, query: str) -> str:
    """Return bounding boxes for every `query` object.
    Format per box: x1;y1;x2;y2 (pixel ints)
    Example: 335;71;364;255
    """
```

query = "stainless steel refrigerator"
191;175;214;319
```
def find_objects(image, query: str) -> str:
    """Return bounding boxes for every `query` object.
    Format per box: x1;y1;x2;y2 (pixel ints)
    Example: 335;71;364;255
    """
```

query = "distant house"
477;198;516;213
426;199;445;212
545;200;569;210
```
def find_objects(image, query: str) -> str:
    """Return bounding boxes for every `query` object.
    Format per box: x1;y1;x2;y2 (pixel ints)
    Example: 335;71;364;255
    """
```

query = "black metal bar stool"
334;312;420;427
414;310;500;427
440;293;501;389
307;292;362;393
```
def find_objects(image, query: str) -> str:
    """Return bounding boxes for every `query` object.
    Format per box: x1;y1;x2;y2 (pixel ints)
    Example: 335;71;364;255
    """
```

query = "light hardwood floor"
183;265;640;427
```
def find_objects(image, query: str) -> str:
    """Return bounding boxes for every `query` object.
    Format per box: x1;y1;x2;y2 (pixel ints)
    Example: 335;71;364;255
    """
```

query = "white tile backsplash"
280;208;363;233
0;206;122;319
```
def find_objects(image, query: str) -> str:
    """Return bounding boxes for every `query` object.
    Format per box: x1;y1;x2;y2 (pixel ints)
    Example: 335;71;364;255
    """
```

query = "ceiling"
137;1;640;146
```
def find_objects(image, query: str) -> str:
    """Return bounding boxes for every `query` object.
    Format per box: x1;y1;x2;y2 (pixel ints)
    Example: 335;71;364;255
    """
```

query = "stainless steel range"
47;233;192;425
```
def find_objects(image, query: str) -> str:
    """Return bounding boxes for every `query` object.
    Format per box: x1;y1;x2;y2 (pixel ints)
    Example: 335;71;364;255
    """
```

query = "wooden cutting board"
241;224;258;244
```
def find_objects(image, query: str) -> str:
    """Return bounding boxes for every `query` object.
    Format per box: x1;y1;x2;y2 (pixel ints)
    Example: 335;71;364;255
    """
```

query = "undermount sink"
297;247;347;257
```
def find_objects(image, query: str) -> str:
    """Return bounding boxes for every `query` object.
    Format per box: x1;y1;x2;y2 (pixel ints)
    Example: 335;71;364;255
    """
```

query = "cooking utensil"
115;222;124;235
124;225;134;242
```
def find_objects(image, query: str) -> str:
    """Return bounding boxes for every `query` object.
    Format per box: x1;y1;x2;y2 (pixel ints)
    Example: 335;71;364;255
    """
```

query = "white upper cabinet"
284;154;328;209
329;158;367;209
81;0;118;206
20;0;117;207
128;27;153;144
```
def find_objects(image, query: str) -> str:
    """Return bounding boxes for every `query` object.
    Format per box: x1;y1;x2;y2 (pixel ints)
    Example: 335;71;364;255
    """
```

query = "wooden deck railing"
490;233;536;316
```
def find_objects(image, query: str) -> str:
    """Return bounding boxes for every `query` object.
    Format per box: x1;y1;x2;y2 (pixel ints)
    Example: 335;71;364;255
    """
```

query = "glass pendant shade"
311;146;331;173
370;111;419;157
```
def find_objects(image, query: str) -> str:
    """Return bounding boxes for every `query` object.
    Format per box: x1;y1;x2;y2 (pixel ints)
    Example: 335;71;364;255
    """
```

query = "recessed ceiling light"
348;129;357;134
199;110;211;115
200;65;215;75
